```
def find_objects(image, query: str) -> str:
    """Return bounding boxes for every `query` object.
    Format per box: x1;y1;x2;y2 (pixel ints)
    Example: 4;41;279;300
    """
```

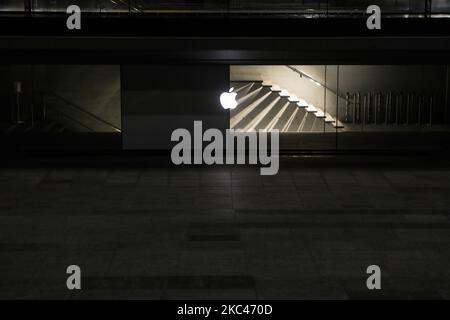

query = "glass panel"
328;0;429;15
229;64;450;151
230;65;336;150
336;65;450;150
31;0;129;12
229;0;325;11
134;0;226;12
0;0;24;11
0;65;122;151
432;0;450;13
132;1;327;13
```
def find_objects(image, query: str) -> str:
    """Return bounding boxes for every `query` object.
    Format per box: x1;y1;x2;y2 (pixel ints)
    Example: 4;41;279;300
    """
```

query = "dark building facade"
3;0;450;303
1;1;450;153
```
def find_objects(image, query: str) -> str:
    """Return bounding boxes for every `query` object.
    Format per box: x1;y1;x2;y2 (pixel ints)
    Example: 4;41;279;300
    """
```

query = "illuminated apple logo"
220;88;238;110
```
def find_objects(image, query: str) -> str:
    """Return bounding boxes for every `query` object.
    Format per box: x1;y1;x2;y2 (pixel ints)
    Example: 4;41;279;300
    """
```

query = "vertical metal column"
429;95;433;126
418;94;423;127
24;0;32;15
384;93;388;125
399;92;404;124
345;93;350;123
374;93;377;125
362;94;367;131
42;95;47;121
356;92;360;124
30;65;34;128
425;0;432;17
13;82;23;124
395;93;399;124
386;92;391;125
336;65;339;149
445;65;449;125
324;65;327;132
406;93;411;125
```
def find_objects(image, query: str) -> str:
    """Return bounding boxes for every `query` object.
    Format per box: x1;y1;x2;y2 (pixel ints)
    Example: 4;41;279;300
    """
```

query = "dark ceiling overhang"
0;16;449;64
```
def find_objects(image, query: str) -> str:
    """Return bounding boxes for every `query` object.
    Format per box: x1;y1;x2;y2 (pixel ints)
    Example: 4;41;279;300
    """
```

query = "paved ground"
1;156;450;299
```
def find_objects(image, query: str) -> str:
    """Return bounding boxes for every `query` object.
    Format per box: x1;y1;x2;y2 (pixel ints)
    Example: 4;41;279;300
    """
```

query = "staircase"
230;81;343;133
43;93;121;133
0;92;121;135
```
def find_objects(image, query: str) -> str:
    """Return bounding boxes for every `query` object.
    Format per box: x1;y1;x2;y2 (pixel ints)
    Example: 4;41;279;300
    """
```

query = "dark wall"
122;65;230;150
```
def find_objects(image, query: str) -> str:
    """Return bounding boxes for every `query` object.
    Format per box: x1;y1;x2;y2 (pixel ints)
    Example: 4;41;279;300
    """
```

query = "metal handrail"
286;65;348;102
45;103;96;132
44;92;121;132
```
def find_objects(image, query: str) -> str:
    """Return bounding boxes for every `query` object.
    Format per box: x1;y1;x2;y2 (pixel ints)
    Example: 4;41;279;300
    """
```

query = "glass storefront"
0;65;122;151
1;64;449;152
230;65;450;150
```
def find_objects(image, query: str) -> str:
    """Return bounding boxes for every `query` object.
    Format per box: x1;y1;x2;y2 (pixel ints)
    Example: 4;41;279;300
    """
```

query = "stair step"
236;86;266;109
270;85;282;92
231;81;347;132
306;105;317;113
279;90;290;97
323;116;345;128
231;82;251;91
333;121;345;129
288;95;300;103
314;111;326;118
297;99;309;108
